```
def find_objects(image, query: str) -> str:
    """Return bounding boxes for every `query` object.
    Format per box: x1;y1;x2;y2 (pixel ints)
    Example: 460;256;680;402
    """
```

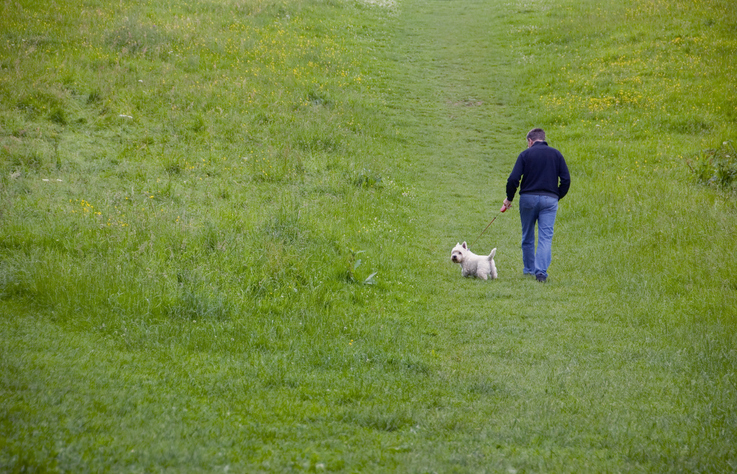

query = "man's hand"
500;199;512;213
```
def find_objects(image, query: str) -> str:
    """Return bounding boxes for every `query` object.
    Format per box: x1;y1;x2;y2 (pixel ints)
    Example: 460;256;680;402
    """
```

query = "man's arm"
502;155;524;212
558;156;570;200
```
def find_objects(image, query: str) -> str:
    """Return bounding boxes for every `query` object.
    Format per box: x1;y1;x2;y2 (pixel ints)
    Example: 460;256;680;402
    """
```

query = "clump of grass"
106;15;169;56
170;271;232;321
687;140;737;194
353;168;383;189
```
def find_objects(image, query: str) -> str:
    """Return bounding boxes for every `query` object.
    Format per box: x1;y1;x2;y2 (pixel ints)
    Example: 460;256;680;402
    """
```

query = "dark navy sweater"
506;141;570;201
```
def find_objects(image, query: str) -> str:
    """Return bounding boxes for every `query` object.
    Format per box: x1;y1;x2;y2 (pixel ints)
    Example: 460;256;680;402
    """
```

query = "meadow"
1;0;735;471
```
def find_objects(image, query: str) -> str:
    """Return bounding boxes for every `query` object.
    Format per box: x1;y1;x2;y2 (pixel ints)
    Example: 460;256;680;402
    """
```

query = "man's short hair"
526;128;546;142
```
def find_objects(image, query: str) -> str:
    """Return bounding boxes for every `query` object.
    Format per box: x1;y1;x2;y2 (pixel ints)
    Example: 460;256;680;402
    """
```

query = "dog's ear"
462;241;468;249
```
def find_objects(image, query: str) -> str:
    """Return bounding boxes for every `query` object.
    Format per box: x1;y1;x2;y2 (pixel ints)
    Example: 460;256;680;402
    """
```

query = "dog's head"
450;241;469;263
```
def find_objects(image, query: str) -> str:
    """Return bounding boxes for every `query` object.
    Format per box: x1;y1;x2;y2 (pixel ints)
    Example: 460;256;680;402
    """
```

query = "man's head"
526;128;545;147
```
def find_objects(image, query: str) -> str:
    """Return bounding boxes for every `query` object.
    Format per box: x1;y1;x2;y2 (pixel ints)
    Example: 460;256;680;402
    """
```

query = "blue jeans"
519;194;558;278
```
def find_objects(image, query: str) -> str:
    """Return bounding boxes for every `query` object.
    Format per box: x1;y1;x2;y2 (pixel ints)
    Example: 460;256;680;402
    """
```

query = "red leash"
468;213;501;249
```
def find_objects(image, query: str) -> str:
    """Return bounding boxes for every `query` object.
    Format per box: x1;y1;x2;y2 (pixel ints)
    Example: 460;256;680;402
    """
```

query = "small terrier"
450;242;498;280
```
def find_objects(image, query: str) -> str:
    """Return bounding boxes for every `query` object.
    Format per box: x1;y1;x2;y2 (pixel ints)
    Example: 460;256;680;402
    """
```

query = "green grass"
1;0;736;471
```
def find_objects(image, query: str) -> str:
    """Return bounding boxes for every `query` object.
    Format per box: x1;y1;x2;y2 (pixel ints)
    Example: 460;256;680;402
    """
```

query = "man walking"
500;128;570;282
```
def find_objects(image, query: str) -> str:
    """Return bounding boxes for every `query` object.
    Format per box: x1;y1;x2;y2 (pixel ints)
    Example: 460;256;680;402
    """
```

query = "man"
500;128;570;283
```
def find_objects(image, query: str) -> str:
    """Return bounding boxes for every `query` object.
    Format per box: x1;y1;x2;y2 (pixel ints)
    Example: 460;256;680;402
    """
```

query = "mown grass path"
379;0;736;470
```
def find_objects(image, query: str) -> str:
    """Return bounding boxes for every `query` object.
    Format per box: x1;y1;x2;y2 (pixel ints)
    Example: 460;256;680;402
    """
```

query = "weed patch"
687;140;737;194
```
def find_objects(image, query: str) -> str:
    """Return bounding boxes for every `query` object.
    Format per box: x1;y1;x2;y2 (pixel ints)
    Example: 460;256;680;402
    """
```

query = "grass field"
1;0;736;471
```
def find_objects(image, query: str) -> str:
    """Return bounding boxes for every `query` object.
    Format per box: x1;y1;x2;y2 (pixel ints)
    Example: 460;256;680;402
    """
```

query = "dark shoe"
535;273;547;283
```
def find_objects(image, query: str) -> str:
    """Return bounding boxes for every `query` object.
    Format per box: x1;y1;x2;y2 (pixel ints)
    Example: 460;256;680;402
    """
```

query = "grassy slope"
1;0;736;472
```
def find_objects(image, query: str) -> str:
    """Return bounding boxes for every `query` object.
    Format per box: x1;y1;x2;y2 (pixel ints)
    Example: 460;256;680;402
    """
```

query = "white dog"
450;242;497;280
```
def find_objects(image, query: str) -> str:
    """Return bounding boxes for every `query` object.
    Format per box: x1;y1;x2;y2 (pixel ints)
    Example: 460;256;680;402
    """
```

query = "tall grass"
1;0;736;471
1;0;402;328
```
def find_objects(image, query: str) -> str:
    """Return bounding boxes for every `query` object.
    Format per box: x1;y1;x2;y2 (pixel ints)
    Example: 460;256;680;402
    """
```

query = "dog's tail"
488;248;496;259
